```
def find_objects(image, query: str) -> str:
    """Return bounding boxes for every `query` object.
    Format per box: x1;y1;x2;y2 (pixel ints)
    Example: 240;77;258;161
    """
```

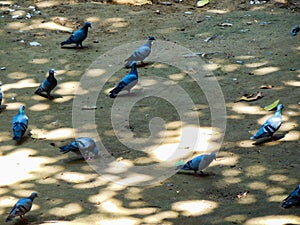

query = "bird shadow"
252;132;287;145
34;93;63;100
124;61;155;69
60;46;89;50
0;104;7;113
176;171;212;177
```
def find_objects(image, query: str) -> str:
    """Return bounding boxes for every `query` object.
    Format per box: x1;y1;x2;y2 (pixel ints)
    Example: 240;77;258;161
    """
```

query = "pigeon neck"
274;108;282;116
145;40;153;48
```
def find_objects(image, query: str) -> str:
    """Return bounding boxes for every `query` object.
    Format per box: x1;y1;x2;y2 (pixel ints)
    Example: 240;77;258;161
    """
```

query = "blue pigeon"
124;36;155;67
12;105;28;141
59;137;99;160
35;69;57;100
6;192;38;222
291;25;300;36
61;22;91;48
109;61;138;98
176;152;216;176
250;104;284;140
281;184;300;208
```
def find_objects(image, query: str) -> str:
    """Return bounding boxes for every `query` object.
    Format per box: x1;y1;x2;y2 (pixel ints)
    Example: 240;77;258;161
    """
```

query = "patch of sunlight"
29;103;50;111
0;1;13;6
141;78;158;87
74;177;108;189
5;22;26;30
100;199;158;215
55;81;79;95
268;174;288;182
150;143;182;162
85;17;101;23
152;63;169;69
225;214;248;224
0;149;47;185
106;160;134;174
213;154;239;166
245;61;268;68
244;215;300;225
266;186;285;195
222;169;242;177
245;165;266;177
7;71;28;80
65;70;82;76
3;78;38;91
30;58;50;64
125;187;142;200
110;21;129;28
166;121;182;130
227;114;245;120
143;211;179;224
282;130;300;141
57;172;96;184
168;72;185;81
110;173;154;186
35;1;60;8
44;128;74;140
48;203;82;217
248;181;268;190
86;69;107;78
237;193;256;204
237;140;257;148
283;80;300;87
268;195;285;202
232;103;265;115
99;217;141;225
172;200;218;216
223;177;242;184
203;63;220;71
222;64;239;72
253;66;279;75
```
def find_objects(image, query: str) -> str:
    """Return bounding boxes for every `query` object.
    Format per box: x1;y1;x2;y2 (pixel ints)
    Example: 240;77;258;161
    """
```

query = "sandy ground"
0;0;300;225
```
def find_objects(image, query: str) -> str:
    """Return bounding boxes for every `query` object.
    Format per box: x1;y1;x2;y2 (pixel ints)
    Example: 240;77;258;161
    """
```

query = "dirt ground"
0;0;300;224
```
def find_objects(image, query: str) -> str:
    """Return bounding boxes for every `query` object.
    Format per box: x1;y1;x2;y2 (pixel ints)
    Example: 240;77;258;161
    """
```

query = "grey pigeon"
250;104;284;140
109;61;138;98
176;152;216;176
12;105;28;141
291;25;300;36
124;36;155;67
281;184;300;208
61;22;91;48
6;192;38;222
59;137;99;160
35;68;57;99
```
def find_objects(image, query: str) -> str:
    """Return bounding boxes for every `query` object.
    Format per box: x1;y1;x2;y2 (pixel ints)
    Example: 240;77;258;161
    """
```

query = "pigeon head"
49;69;55;75
85;22;92;28
277;104;284;111
30;192;38;200
148;36;155;41
131;61;137;66
19;105;25;113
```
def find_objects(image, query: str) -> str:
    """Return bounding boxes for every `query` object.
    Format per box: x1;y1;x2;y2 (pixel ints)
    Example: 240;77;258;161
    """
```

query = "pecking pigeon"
0;85;2;106
281;184;300;208
6;192;38;222
124;36;155;68
12;105;28;141
109;61;138;98
176;152;216;176
61;22;92;48
35;68;57;100
59;137;99;160
250;104;284;140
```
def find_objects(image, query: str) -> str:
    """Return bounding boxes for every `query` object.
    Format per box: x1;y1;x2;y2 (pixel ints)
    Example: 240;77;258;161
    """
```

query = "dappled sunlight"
172;200;218;216
29;103;50;111
224;214;248;224
43;128;74;140
245;165;266;177
3;78;38;91
0;148;48;185
143;211;178;224
245;61;269;68
248;181;268;190
232;103;266;115
48;203;83;217
268;174;289;183
99;217;141;225
57;172;98;184
244;215;300;225
282;130;300;141
222;64;240;72
30;58;50;65
252;66;280;76
283;80;300;87
55;81;80;95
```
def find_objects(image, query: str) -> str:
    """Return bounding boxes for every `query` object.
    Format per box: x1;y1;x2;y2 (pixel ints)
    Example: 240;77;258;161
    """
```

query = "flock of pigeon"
2;21;299;222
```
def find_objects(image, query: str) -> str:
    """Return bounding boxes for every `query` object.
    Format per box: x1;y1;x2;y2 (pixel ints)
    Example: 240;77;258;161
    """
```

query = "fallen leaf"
234;91;263;102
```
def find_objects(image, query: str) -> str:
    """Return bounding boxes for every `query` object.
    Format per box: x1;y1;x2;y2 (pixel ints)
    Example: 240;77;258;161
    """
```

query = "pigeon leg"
199;171;209;176
47;94;54;100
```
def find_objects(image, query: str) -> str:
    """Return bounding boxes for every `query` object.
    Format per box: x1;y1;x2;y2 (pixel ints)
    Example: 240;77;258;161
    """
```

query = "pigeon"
35;68;57;100
124;36;155;67
109;61;138;98
291;25;300;36
0;85;2;106
250;104;284;140
6;192;38;222
176;152;216;176
59;137;99;160
281;184;300;209
12;105;28;141
61;22;92;48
